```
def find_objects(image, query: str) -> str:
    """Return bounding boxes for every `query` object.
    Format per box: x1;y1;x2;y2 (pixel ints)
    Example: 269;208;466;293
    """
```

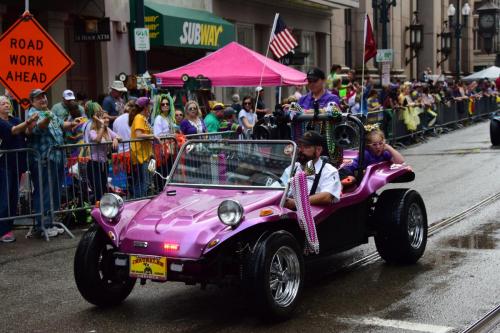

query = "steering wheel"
258;170;285;186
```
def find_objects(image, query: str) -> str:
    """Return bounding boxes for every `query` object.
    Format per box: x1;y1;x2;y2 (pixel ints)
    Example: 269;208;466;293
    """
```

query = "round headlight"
99;193;124;220
217;200;244;227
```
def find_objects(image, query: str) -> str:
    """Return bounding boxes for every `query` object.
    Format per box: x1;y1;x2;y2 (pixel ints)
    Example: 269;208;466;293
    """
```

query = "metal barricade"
46;136;178;227
0;148;49;239
185;130;238;141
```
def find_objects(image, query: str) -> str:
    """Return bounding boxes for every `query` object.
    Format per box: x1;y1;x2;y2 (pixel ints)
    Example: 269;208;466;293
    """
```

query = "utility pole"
135;0;147;75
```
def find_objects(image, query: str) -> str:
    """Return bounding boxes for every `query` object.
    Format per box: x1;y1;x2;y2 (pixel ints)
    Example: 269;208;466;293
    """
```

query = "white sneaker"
50;226;65;235
41;228;58;238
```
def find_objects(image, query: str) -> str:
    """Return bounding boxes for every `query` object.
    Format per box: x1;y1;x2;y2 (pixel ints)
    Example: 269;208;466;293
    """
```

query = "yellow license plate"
129;255;167;281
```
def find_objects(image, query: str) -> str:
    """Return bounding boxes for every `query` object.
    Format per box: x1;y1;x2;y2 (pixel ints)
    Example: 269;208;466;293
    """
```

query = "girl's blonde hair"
365;127;385;144
184;100;202;118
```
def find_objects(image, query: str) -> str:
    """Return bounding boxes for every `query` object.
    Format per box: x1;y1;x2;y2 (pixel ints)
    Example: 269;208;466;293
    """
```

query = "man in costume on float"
299;68;341;111
280;131;341;210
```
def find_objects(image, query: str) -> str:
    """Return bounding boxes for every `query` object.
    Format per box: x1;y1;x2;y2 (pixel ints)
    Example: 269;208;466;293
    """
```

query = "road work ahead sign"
0;13;74;108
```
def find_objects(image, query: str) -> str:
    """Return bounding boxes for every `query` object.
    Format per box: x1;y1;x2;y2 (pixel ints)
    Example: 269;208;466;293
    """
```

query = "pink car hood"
95;186;284;259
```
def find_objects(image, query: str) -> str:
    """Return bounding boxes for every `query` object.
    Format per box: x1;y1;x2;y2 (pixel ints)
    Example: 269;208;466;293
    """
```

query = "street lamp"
448;1;471;80
437;20;452;67
405;11;423;65
372;0;397;49
476;0;500;65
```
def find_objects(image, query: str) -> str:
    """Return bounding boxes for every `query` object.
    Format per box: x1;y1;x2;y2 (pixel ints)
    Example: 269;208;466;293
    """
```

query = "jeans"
31;159;64;229
0;166;20;236
86;160;108;201
131;162;150;198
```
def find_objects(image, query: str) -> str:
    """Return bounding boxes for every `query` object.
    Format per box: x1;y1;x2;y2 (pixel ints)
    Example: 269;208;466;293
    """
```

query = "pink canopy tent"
155;41;306;87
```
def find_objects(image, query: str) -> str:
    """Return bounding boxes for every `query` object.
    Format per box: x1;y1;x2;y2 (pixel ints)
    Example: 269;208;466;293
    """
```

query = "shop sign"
0;13;74;108
376;49;393;63
179;22;224;48
74;17;111;42
144;15;161;41
134;28;150;51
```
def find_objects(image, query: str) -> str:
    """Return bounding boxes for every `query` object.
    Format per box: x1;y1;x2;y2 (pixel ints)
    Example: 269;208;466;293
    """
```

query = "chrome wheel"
269;245;301;307
408;202;424;249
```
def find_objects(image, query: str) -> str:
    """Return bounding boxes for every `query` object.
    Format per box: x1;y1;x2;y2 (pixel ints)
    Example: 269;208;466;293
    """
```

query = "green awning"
142;1;235;50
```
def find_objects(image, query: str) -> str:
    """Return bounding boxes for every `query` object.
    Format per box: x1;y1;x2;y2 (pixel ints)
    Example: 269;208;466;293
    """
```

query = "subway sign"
179;22;224;48
142;4;234;50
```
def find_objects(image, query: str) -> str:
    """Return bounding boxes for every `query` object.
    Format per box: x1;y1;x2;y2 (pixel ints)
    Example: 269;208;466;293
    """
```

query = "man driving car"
282;131;341;210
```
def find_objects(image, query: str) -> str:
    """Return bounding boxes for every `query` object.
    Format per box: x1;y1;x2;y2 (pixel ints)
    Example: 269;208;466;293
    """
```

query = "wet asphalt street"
1;120;499;333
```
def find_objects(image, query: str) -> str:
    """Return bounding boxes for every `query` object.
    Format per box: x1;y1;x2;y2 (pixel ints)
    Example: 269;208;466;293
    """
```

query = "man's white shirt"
280;159;341;203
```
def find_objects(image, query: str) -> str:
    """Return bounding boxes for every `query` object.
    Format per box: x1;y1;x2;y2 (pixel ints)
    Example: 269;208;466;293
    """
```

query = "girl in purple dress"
341;127;405;179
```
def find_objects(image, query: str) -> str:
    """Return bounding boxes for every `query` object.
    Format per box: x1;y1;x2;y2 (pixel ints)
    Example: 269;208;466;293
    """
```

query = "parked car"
74;114;427;320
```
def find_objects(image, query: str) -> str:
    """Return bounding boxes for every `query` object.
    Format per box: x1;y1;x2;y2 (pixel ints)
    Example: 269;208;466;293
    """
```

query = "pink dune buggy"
74;113;427;319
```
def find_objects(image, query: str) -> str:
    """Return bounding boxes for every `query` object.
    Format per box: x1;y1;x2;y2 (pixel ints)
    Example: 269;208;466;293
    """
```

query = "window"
236;23;255;49
301;31;316;71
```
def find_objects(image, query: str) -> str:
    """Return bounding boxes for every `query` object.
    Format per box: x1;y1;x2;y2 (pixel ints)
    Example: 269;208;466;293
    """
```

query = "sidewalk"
0;227;85;266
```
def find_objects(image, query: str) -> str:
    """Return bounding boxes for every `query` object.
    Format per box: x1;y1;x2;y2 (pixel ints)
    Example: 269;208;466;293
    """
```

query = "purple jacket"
298;90;340;109
180;118;207;135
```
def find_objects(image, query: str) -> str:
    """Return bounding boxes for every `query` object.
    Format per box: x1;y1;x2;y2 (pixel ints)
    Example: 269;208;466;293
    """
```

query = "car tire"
243;230;304;320
490;118;500;146
74;224;136;306
374;189;428;265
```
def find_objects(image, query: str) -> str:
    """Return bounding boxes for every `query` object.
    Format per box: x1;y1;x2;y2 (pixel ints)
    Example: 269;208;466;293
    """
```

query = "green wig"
151;93;175;127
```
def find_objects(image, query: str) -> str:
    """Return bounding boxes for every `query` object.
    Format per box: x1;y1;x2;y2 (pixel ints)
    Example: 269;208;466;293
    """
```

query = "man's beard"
298;152;315;165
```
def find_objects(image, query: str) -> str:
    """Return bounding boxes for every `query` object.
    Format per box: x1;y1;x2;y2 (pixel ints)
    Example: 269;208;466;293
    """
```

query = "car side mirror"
147;159;157;173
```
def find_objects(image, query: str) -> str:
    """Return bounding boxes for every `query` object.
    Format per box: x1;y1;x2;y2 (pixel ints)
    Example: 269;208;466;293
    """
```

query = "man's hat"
307;68;326;81
211;102;225;111
297;131;325;146
29;88;46;100
62;89;76;101
223;107;237;117
110;80;127;92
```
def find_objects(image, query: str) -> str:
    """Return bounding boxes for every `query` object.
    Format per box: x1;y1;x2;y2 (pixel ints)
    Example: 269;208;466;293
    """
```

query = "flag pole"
360;13;367;117
256;13;279;114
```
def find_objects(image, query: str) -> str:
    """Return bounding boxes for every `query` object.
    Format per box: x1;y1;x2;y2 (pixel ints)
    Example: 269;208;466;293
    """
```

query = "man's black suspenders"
309;159;327;196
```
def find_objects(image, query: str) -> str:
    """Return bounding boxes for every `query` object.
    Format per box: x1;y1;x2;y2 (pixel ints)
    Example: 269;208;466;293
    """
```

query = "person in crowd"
87;103;121;201
153;94;177;136
238;95;257;136
398;82;420;131
327;64;342;91
255;87;270;120
64;101;88;157
174;109;184;126
421;86;438;128
180;100;207;135
340;127;404;180
129;97;156;198
113;100;133;153
293;86;304;100
231;94;242;112
0;96;38;243
26;89;80;238
299;68;341;111
280;131;341;210
51;89;85;122
367;89;383;113
347;82;362;115
219;107;240;132
204;102;225;133
359;77;373;119
102;80;127;126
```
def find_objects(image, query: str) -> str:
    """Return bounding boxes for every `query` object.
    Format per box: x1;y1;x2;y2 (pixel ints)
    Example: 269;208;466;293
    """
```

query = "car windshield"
168;140;296;189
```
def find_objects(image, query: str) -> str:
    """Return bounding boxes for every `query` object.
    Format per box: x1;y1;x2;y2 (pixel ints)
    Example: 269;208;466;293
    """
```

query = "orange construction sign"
0;12;74;109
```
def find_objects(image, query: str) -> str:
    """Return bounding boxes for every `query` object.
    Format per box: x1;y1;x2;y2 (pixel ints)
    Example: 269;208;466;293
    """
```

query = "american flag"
269;15;298;59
